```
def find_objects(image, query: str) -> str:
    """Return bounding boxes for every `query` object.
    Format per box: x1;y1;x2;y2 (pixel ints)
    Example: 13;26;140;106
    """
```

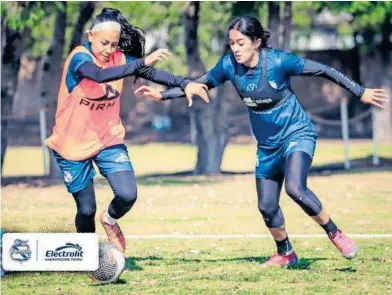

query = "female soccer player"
45;8;208;253
136;15;388;266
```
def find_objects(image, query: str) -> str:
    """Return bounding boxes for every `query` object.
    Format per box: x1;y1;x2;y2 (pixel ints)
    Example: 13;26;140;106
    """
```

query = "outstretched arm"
300;59;365;98
301;60;388;107
134;75;210;107
158;55;230;101
160;75;214;100
75;48;186;85
282;52;388;107
76;58;145;83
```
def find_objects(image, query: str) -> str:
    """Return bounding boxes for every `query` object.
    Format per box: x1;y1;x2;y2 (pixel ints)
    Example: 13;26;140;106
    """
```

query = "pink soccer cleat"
260;251;299;267
329;230;358;259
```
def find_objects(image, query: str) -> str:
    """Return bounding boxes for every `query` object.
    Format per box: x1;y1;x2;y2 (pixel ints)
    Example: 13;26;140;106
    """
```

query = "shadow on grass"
125;257;144;271
2;156;391;188
335;267;357;273
135;255;328;270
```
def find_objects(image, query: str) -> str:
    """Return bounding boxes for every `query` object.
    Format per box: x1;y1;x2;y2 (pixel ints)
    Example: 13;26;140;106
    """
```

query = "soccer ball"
88;241;125;284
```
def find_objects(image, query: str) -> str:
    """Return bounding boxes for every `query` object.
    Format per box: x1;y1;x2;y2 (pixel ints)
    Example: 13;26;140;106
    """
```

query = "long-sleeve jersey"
162;48;364;103
160;48;365;147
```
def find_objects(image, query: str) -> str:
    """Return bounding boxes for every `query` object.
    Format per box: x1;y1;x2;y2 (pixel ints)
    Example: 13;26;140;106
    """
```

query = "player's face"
88;30;120;63
229;29;261;65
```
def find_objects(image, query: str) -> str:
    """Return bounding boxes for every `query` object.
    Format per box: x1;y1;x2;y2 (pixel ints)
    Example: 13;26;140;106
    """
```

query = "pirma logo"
10;239;31;264
45;243;84;262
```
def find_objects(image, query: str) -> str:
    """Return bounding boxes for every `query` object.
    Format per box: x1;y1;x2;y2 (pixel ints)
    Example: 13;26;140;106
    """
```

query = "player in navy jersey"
135;15;388;267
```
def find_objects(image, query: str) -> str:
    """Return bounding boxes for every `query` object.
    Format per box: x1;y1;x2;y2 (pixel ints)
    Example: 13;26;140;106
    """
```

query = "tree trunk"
1;25;23;173
378;14;392;142
212;0;257;163
40;2;67;178
68;2;96;54
281;2;292;51
268;2;280;49
184;2;223;174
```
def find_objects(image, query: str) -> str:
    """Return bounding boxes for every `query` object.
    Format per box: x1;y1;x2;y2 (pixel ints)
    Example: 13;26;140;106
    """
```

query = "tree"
184;1;214;174
1;24;23;172
68;2;96;54
282;2;293;51
1;1;47;172
40;2;67;178
268;2;280;48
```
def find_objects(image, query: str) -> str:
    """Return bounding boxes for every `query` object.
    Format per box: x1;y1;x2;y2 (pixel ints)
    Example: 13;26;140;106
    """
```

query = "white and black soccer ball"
88;241;125;284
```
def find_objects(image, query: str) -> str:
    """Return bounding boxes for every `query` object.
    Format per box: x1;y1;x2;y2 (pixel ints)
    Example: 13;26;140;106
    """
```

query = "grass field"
1;140;392;294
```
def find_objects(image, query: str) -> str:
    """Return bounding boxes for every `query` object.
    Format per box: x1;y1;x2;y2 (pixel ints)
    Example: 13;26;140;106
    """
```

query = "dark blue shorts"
53;144;134;193
255;137;316;179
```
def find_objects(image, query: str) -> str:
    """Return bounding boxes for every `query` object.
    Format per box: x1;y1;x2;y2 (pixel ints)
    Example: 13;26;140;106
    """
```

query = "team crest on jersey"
246;83;257;91
64;171;73;183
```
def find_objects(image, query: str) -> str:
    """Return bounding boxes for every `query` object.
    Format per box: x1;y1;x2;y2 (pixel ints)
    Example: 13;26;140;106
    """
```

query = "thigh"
106;170;137;198
94;144;134;177
283;151;313;186
256;174;284;207
53;151;96;193
72;181;97;211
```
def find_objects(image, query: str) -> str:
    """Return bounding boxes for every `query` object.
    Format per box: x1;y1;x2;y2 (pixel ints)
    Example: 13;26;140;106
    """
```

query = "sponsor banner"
2;233;99;271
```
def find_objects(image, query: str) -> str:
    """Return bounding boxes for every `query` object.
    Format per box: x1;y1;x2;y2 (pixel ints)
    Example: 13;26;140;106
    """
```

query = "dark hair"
91;8;146;57
228;15;270;48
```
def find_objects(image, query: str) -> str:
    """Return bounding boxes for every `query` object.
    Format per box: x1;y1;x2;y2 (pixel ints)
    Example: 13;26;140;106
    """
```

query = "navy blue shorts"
53;144;134;193
255;137;316;179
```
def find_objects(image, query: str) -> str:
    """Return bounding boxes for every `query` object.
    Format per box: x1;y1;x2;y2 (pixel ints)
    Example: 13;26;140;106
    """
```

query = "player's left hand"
184;82;209;107
360;88;389;108
134;86;162;101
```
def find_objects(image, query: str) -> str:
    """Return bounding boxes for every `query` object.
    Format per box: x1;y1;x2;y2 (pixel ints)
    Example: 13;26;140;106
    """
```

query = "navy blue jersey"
161;48;364;147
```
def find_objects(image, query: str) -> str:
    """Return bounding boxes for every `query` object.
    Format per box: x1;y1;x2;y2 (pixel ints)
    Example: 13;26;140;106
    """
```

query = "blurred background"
1;1;391;178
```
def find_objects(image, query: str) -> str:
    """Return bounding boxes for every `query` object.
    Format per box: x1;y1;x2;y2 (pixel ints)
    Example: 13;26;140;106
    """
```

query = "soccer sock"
275;237;294;255
321;218;338;237
103;210;117;225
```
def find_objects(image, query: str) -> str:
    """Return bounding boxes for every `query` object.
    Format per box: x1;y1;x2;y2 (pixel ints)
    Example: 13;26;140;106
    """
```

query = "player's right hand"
134;86;162;101
144;49;171;67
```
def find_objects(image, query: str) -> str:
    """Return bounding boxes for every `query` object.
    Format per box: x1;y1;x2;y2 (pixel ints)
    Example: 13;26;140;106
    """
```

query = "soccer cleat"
329;230;358;259
260;251;299;267
99;211;126;254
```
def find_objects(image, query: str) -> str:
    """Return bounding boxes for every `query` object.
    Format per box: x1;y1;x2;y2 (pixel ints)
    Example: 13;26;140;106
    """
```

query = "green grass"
1;141;392;294
2;239;392;295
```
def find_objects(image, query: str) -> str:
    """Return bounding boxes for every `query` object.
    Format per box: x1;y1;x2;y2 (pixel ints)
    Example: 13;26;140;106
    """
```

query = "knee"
78;203;96;217
285;180;306;201
116;186;138;206
258;204;283;227
258;202;278;220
